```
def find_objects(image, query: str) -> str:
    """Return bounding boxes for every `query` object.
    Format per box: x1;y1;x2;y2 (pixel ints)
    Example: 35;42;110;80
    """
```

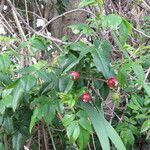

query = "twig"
47;125;57;150
133;27;150;38
0;13;16;36
39;8;96;32
6;0;67;44
7;0;27;41
81;76;107;82
0;19;14;36
42;120;48;150
16;8;47;20
142;0;150;10
0;0;5;13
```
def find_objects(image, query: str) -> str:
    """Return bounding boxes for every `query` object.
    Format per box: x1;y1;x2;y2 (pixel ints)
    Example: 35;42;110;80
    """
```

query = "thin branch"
133;27;150;38
16;8;47;20
0;0;5;13
0;13;16;36
39;8;96;32
142;0;150;10
7;0;27;41
6;0;67;44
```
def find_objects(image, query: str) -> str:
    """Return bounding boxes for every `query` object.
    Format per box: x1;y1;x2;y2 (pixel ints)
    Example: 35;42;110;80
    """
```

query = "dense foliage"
0;0;150;149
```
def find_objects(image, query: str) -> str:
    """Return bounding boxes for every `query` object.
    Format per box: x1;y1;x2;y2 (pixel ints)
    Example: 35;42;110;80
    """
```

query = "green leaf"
79;118;92;132
77;128;90;150
77;110;88;118
20;75;37;92
119;19;132;46
30;98;57;131
132;62;145;82
12;132;23;150
69;41;91;53
67;121;80;142
120;129;135;145
11;82;24;111
0;101;5;114
0;143;5;150
105;120;126;150
62;114;76;127
141;120;150;133
143;83;150;97
81;103;126;150
29;108;38;133
43;102;56;125
91;40;113;78
37;70;52;82
3;116;14;134
96;0;103;7
63;59;80;73
0;72;11;85
59;76;74;93
31;37;47;51
117;69;127;87
81;103;110;150
79;0;96;7
2;95;12;108
0;54;11;73
69;24;94;36
102;14;122;30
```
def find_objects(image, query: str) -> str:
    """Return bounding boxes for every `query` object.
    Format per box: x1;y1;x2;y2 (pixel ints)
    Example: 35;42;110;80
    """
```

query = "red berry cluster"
107;77;118;88
69;71;80;80
81;93;92;103
68;71;118;103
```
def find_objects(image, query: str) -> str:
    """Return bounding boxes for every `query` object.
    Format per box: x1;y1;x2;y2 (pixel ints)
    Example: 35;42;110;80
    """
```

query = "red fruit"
82;93;92;103
107;77;118;88
69;71;80;80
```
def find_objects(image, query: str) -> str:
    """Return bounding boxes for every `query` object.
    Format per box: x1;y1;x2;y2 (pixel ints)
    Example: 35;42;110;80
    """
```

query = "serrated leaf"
67;121;80;142
43;103;56;125
20;75;36;92
62;114;76;127
120;129;134;145
132;63;145;82
0;72;11;85
102;14;122;30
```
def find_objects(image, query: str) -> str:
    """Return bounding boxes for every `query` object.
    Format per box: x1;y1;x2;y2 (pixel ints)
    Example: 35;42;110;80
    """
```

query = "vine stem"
47;125;57;150
81;76;107;82
39;8;96;32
